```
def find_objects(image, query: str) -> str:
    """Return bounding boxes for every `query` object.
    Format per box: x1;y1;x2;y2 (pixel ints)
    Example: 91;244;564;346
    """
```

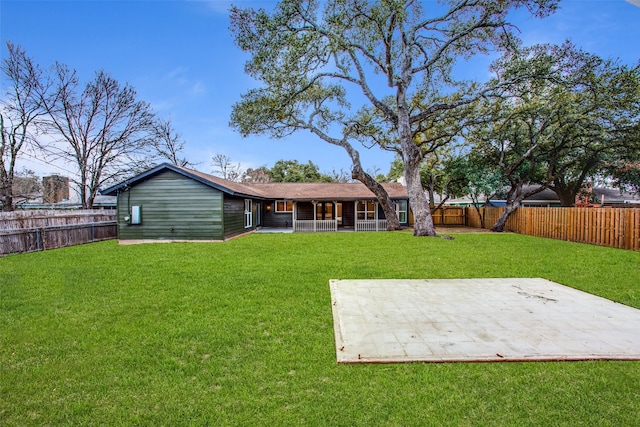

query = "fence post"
91;222;95;242
35;228;42;251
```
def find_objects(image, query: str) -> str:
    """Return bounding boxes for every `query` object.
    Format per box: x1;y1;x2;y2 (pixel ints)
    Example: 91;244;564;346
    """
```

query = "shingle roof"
246;182;408;200
103;163;408;200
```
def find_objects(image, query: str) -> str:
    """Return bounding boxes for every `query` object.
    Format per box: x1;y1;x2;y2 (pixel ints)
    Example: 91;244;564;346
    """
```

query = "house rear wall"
116;170;225;240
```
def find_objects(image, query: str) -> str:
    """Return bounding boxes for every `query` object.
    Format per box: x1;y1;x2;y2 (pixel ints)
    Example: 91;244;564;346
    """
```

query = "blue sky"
2;0;640;179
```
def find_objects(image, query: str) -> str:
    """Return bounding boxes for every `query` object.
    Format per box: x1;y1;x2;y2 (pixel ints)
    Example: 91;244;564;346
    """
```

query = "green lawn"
1;232;639;426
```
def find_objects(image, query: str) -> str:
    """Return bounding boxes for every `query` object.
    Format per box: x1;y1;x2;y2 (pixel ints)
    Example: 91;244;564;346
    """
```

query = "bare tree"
151;118;195;168
0;42;49;211
211;154;245;182
39;65;155;208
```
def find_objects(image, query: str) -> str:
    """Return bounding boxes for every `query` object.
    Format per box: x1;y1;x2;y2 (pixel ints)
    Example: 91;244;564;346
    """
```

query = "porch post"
312;201;317;232
375;201;379;231
354;201;358;231
293;201;297;230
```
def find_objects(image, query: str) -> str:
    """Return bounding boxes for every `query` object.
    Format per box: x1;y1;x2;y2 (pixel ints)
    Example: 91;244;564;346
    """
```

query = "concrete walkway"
330;278;640;363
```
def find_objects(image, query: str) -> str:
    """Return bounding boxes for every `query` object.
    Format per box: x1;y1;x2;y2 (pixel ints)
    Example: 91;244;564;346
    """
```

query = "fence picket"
1;210;117;256
464;206;640;251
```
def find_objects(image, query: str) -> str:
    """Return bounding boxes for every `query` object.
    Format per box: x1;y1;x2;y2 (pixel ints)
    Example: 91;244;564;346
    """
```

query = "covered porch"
291;200;395;232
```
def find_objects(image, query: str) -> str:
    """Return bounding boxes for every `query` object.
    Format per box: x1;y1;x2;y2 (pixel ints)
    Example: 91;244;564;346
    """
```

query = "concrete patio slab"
329;278;640;363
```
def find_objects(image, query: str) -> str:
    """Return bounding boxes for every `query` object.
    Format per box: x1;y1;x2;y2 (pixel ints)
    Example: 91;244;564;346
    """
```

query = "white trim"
244;199;252;228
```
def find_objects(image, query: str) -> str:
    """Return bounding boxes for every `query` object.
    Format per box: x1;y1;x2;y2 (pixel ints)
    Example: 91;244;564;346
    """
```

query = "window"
356;201;376;220
316;202;334;220
395;200;408;223
275;200;293;213
244;199;252;228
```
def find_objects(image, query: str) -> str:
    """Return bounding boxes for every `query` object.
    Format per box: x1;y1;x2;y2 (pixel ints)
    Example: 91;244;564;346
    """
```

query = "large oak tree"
229;0;557;236
470;42;640;231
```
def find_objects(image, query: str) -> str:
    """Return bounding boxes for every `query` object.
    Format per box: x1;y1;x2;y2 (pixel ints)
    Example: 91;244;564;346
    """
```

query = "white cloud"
190;81;207;96
626;0;640;7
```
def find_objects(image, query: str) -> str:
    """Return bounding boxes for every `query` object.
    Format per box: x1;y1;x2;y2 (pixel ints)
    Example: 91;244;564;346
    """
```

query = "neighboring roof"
592;187;640;204
101;163;408;200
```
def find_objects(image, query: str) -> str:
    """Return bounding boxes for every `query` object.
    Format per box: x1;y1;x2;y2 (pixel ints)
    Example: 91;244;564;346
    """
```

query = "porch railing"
294;220;338;232
355;219;387;232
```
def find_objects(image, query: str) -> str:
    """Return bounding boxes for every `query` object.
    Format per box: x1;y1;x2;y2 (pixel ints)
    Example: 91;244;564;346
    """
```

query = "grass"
1;231;639;426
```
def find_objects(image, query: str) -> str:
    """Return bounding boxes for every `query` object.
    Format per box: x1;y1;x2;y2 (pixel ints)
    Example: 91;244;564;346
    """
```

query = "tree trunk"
473;204;485;229
550;179;579;207
1;175;15;211
1;195;13;211
491;201;519;232
314;128;402;231
396;75;436;236
555;189;576;207
428;177;436;207
352;165;402;231
404;155;437;236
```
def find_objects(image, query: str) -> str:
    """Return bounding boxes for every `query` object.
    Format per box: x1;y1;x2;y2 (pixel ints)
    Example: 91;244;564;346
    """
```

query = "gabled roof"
101;163;409;200
101;163;261;198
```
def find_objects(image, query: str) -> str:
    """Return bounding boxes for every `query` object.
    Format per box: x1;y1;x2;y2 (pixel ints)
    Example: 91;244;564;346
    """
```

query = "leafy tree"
268;159;333;182
229;0;557;236
470;42;638;231
443;152;504;228
545;54;640;206
0;42;49;211
243;166;273;183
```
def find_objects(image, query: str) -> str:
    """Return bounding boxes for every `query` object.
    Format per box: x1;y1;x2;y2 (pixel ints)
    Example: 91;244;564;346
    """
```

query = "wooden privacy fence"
410;207;466;226
0;210;117;256
431;206;466;226
466;206;640;251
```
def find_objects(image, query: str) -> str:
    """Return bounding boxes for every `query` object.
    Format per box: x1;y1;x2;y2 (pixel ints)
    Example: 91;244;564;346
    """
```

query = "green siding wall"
223;196;253;239
116;170;225;240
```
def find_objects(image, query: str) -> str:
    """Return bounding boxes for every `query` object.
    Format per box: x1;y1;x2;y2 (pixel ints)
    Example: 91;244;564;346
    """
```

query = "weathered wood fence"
0;210;117;256
466;207;640;251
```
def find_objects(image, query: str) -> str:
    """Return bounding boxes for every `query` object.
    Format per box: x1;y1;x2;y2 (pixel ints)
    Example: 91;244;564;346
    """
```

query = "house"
101;163;410;241
446;185;640;208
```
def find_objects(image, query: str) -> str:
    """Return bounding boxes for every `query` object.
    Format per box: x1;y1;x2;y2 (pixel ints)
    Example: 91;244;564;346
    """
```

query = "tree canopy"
467;42;640;230
229;0;558;236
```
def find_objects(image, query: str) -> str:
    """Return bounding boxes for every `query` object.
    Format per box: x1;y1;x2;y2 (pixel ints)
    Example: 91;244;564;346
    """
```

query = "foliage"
268;159;333;182
443;153;505;227
1;234;639;425
229;0;558;236
469;42;640;229
243;166;273;183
